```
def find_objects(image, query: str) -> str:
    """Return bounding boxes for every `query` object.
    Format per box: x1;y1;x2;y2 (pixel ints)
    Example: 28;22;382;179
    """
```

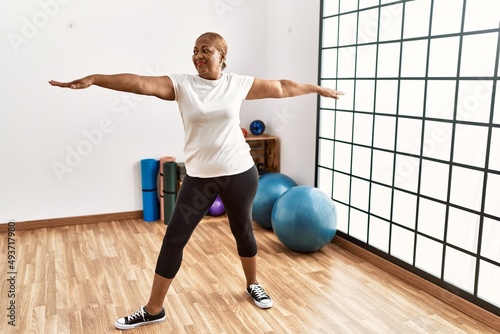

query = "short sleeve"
167;74;183;101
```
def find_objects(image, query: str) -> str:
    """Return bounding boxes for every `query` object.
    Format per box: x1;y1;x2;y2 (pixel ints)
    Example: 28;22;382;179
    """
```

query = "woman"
49;32;343;330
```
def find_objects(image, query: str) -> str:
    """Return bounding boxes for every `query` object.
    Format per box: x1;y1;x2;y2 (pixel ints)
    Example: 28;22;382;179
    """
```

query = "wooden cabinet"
245;134;280;174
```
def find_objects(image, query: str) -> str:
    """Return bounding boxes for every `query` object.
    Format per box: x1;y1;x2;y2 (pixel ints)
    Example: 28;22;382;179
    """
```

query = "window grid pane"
317;0;500;315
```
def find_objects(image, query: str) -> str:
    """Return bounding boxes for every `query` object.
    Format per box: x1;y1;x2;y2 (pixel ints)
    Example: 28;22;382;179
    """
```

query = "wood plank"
333;236;500;331
0;218;498;333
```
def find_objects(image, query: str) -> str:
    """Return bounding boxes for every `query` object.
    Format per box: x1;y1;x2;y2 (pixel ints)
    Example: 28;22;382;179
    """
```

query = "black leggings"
155;165;259;279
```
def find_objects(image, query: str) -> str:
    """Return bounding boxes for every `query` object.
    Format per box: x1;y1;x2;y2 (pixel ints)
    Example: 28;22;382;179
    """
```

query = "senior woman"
49;32;343;330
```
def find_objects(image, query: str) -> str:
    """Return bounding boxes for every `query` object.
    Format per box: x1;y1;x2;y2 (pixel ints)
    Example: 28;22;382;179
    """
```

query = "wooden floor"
1;217;498;334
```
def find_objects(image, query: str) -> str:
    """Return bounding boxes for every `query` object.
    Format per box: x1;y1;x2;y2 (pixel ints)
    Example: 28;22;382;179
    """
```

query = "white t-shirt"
169;73;256;178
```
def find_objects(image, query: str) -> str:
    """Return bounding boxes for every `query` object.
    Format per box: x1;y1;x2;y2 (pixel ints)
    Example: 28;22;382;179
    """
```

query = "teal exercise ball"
252;173;297;229
271;186;337;252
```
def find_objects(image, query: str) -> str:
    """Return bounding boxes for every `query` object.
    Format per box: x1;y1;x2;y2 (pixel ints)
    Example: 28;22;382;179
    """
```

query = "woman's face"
193;36;224;80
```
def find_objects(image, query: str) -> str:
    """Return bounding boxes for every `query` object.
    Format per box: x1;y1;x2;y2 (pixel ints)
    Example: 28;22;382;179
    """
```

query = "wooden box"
245;134;280;174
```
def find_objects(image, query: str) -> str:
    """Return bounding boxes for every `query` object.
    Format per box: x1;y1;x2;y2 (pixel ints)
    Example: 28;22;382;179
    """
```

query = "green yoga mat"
158;156;175;221
163;161;177;224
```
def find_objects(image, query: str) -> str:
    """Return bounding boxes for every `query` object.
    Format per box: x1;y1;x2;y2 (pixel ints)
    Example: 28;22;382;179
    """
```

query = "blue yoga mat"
140;159;160;222
142;191;160;222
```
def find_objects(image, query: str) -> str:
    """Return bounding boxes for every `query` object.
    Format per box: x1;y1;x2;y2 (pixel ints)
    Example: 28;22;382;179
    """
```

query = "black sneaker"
114;306;166;330
247;284;273;309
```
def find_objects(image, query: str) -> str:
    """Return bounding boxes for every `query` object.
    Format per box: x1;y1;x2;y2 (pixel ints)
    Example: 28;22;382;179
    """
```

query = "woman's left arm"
246;78;344;100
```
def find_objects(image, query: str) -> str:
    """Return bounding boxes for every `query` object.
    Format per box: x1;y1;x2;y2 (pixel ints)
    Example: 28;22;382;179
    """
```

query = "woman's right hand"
48;75;94;89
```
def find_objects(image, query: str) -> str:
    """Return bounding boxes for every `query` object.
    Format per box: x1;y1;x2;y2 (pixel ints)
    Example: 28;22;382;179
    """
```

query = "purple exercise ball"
208;196;225;216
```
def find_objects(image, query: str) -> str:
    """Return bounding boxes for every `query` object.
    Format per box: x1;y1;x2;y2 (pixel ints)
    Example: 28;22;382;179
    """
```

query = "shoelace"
127;307;146;321
250;285;269;301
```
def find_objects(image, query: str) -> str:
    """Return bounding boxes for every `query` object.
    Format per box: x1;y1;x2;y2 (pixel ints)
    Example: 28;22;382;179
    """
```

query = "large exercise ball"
272;186;337;252
252;173;297;229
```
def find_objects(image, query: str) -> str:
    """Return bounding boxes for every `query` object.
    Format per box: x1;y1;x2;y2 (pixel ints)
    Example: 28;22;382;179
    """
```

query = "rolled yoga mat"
141;159;160;222
158;156;176;221
163;161;178;224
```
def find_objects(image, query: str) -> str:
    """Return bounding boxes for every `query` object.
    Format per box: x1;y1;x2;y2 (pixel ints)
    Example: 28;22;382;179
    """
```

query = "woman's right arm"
49;74;175;101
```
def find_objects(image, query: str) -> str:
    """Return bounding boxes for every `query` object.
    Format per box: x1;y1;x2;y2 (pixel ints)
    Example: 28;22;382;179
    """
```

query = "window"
317;0;500;315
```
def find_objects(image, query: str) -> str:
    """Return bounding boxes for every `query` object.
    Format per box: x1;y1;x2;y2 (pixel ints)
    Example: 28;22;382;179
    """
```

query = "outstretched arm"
49;74;175;101
246;78;343;100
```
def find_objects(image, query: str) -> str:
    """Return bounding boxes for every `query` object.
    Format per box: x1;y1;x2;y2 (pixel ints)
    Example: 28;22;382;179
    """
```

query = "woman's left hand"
319;87;344;100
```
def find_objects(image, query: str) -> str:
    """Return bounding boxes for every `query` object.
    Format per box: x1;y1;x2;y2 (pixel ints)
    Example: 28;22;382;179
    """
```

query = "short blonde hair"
197;32;228;70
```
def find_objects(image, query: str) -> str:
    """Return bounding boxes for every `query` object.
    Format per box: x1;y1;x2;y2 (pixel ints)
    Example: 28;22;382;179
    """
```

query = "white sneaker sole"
247;291;273;309
114;316;166;330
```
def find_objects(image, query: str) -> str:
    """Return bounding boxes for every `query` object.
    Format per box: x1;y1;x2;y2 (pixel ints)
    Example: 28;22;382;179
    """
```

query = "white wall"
0;0;320;223
264;0;320;186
